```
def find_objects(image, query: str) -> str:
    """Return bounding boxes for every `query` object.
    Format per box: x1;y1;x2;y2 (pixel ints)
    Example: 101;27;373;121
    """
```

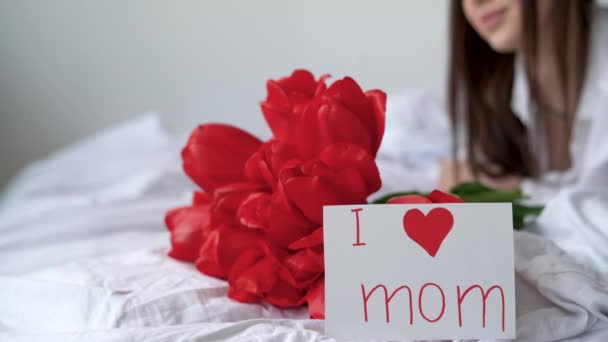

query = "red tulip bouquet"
165;69;386;318
165;69;543;319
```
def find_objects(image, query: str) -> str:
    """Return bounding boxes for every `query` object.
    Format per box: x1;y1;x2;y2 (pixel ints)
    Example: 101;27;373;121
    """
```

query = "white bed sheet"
1;112;608;341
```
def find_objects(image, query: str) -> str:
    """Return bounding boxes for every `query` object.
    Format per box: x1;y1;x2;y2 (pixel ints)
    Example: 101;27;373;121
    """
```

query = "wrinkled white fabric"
0;114;192;275
1;114;608;341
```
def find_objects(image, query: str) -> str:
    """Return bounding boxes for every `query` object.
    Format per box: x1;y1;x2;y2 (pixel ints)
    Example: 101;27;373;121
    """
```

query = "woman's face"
462;0;523;53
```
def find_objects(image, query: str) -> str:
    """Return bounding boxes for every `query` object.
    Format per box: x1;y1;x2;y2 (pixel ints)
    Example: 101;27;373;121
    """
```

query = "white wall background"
0;1;449;187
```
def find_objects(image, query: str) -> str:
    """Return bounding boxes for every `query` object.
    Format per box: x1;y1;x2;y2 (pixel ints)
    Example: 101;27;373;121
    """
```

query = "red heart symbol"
402;207;454;257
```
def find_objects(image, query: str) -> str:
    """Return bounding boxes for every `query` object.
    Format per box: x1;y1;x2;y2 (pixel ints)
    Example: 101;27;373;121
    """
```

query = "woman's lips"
480;8;507;31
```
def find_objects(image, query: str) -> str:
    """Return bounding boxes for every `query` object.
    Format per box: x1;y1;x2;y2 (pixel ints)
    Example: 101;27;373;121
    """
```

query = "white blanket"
1;114;608;341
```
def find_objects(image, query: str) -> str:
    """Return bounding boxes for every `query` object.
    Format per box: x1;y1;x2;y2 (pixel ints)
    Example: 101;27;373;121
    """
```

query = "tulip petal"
427;190;465;203
212;182;267;225
280;148;381;225
281;248;324;290
232;255;280;296
195;229;223;277
306;277;325;319
195;225;263;279
365;89;387;155
321;77;387;157
227;285;260;304
262;70;327;141
244;140;300;189
193;191;213;207
266;281;306;308
261;82;292;141
325;77;371;124
244;148;275;187
277;69;318;96
265;189;317;248
237;192;272;230
264;80;291;110
314;74;331;96
281;176;341;224
166;206;210;262
387;194;433;204
227;248;266;303
288;226;323;250
281;162;343;224
319;143;382;195
297;101;373;159
182;124;262;192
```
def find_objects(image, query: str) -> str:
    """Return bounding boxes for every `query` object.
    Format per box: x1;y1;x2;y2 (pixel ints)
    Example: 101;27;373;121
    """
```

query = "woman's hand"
438;160;522;191
438;160;474;191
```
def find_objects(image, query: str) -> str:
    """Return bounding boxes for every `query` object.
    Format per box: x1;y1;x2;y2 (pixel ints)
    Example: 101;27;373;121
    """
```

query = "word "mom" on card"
323;204;516;340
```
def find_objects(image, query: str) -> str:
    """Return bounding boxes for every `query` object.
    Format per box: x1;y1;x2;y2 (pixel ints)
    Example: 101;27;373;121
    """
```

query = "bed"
1;106;608;341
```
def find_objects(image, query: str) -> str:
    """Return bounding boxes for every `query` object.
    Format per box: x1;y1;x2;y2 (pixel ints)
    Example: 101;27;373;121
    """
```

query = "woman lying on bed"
439;0;608;201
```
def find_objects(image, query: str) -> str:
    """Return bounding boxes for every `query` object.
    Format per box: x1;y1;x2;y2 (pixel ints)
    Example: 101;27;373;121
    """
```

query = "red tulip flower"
182;124;262;192
295;77;386;158
388;190;465;204
166;69;388;319
279;143;381;225
261;69;329;142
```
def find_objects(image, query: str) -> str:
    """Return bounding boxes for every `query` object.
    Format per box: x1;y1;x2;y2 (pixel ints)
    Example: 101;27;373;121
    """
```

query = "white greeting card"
324;203;515;340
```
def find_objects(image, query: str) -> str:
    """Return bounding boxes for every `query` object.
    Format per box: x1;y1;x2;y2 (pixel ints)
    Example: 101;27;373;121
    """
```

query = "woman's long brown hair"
448;0;592;178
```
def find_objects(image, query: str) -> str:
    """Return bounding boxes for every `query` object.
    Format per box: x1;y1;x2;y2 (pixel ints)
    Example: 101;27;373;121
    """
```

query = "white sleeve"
521;172;577;205
523;87;608;204
374;90;451;196
576;119;608;190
